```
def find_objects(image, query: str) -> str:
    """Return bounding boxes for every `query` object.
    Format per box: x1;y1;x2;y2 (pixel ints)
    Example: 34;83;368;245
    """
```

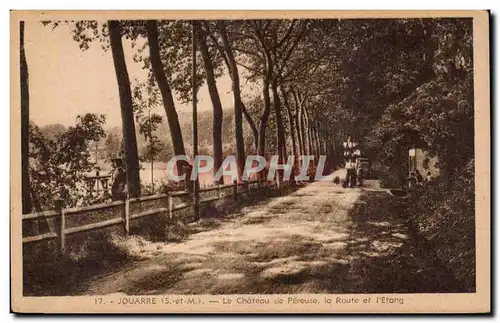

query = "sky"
24;21;237;129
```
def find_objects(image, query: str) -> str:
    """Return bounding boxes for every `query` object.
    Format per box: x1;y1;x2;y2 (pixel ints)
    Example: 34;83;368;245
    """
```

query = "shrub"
408;159;475;291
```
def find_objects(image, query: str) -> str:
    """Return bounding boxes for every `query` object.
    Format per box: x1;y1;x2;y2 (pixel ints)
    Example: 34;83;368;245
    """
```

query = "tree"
29;114;106;211
39;124;67;141
20;21;31;214
108;20;141;197
132;20;215;183
145;20;187;171
43;20;144;197
137;110;165;190
291;89;306;157
241;101;259;151
240;20;275;160
280;86;298;168
361;19;474;186
104;129;122;159
197;25;224;182
268;20;308;165
216;20;246;178
203;20;246;178
226;20;321;177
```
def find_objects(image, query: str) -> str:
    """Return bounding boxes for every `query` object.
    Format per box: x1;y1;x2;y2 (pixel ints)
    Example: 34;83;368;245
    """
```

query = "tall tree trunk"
302;106;311;156
296;92;309;156
282;87;298;178
311;121;320;159
20;21;32;214
314;123;321;157
197;29;223;183
257;74;272;157
217;21;245;178
282;88;297;164
310;122;316;157
322;123;328;156
306;115;313;156
317;123;323;156
310;126;316;157
108;20;141;197
330;127;337;156
305;116;314;176
311;122;317;157
294;114;302;156
241;102;258;152
324;124;331;155
292;91;304;157
146;20;186;176
271;79;287;163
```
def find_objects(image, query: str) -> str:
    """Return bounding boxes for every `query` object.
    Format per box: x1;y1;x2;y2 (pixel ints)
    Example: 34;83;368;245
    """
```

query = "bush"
23;231;136;296
141;180;186;196
407;159;475;291
374;162;407;189
379;168;407;189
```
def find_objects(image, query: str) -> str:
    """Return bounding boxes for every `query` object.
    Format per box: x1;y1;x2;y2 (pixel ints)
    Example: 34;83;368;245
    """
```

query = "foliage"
369;73;473;186
39;124;67;141
131;20;208;105
29;18;477;292
407;160;475;290
136;110;165;164
42;20;110;51
104;130;122;159
359;18;475;289
365;19;473;185
29;114;106;210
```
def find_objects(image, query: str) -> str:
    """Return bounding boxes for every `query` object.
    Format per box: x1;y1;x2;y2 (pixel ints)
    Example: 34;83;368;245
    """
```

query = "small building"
408;147;440;178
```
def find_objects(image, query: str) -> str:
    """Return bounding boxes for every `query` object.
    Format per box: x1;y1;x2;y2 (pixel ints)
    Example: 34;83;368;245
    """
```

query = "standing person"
350;158;357;187
415;169;424;186
110;158;127;201
345;158;356;188
407;171;416;191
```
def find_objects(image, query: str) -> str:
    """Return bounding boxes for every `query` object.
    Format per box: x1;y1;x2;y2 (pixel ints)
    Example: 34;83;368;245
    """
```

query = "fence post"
96;170;100;195
54;198;65;254
168;193;173;219
276;171;280;190
257;178;261;191
122;196;130;236
217;182;222;199
233;180;238;201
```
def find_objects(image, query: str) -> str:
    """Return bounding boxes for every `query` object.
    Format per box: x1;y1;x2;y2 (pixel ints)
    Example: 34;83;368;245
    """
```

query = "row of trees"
20;17;475;289
22;18;344;213
21;18;474;213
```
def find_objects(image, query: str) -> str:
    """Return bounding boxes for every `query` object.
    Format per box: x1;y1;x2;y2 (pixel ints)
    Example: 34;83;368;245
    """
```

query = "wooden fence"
22;179;288;254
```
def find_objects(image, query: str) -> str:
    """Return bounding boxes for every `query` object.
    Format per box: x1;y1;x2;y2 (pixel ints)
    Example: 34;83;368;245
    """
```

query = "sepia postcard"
10;10;490;314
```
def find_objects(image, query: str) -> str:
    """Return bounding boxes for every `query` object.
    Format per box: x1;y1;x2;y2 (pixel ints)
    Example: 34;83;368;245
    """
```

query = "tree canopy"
26;17;474;205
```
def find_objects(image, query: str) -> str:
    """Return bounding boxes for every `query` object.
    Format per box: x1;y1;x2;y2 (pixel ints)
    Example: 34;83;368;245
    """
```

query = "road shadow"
24;184;303;296
81;184;463;295
333;191;462;293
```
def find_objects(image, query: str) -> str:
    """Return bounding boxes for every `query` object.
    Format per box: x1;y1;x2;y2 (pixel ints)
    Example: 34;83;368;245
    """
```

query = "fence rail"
22;179;286;253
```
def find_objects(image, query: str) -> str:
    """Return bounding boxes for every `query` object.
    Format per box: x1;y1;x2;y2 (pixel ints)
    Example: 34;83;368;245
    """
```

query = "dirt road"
84;170;455;295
